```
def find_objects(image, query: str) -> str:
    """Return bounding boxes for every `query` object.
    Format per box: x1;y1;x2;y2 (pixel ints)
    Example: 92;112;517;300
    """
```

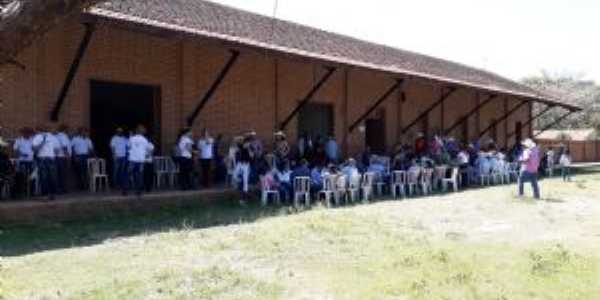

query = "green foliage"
522;72;600;130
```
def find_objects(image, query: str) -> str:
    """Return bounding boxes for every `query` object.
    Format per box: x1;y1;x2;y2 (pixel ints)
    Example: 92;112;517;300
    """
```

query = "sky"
211;0;600;83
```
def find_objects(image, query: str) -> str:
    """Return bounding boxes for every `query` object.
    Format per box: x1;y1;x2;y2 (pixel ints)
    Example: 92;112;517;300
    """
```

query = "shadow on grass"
0;196;303;257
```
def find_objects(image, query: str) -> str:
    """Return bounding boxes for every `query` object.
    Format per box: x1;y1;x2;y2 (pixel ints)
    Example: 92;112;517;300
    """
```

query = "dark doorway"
90;80;161;159
366;118;386;154
298;103;334;140
515;121;523;144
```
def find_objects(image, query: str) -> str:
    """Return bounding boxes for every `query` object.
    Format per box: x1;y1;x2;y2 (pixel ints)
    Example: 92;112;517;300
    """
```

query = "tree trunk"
0;0;102;67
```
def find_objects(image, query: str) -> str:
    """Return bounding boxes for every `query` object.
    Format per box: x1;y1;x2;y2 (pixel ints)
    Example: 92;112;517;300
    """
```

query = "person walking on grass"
518;138;541;199
559;149;572;182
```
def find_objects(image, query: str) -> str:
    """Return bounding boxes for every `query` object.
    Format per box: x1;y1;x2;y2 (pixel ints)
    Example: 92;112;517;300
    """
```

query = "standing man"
518;138;541;199
32;125;61;200
197;128;214;188
110;127;128;189
325;136;339;164
125;125;154;197
71;127;94;190
177;128;194;190
54;124;71;194
13;127;34;175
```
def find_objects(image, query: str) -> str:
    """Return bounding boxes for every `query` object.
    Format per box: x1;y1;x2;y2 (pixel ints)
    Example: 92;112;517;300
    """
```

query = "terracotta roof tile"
87;0;579;110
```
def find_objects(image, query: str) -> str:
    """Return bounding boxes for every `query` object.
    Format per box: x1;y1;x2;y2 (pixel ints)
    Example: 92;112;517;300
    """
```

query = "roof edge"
85;7;581;111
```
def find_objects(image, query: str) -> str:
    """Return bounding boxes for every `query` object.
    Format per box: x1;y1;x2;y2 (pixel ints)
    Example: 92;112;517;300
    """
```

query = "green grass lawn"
2;167;600;299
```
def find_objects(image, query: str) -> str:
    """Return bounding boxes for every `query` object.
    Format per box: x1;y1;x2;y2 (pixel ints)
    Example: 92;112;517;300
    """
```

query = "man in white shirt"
177;128;194;190
197;128;214;187
32;125;61;200
54;124;71;193
71;127;94;190
125;125;154;196
13;127;34;175
110;127;129;189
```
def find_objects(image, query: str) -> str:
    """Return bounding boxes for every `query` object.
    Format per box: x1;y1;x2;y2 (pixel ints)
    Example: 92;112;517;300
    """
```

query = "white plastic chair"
318;175;336;207
347;174;361;203
153;156;170;189
334;175;348;205
433;166;448;191
360;172;375;203
293;176;311;208
479;164;491;186
166;158;180;187
27;166;41;198
373;172;387;196
507;162;520;182
89;158;109;193
406;168;421;196
260;176;280;206
491;163;505;185
390;171;406;199
420;168;434;195
442;167;460;192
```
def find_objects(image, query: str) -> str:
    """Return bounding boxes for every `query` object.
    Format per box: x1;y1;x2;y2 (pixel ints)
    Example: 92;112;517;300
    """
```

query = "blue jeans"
126;162;145;194
113;157;128;189
38;158;58;198
519;171;540;199
561;166;571;181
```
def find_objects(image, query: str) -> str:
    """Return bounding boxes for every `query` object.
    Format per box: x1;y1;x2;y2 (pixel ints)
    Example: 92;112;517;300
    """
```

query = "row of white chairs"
261;166;462;208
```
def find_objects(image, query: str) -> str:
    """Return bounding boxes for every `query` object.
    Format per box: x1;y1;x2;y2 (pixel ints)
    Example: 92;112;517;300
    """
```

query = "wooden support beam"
279;66;336;130
187;50;240;126
401;87;456;135
506;105;554;139
479;100;529;138
50;23;95;122
348;79;403;132
444;94;497;135
534;110;575;138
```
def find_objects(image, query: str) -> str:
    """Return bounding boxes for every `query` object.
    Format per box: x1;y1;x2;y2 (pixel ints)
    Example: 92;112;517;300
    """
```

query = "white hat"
0;137;8;147
522;138;536;149
274;131;286;137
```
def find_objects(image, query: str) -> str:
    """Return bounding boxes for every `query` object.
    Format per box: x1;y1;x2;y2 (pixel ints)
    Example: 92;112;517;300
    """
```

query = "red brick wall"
0;19;531;157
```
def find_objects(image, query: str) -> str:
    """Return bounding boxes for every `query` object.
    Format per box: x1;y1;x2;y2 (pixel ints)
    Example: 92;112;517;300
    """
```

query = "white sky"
211;0;600;83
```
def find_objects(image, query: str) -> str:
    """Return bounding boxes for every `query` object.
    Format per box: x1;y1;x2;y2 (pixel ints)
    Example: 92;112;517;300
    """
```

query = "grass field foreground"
1;168;600;299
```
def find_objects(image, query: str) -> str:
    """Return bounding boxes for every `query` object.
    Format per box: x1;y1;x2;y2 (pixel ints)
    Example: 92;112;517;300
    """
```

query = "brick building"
0;0;580;158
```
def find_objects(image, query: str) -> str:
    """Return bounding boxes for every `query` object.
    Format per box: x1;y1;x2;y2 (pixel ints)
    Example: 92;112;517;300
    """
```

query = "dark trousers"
519;171;540;199
200;159;212;187
113;157;128;189
178;157;193;190
144;162;154;192
561;166;571;181
73;155;89;190
56;157;68;193
38;158;58;199
125;162;145;195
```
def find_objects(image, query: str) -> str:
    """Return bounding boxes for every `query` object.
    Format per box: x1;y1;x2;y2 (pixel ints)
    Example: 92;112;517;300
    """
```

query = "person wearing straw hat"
273;131;290;163
518;138;541;199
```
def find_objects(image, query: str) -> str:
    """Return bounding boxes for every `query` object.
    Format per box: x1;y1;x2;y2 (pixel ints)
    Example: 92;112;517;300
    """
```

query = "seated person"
275;163;293;201
341;158;360;181
0;138;16;199
310;164;325;192
291;159;311;185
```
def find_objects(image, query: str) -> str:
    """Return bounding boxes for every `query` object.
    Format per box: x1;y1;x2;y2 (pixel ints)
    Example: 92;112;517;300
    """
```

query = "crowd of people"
0;124;574;203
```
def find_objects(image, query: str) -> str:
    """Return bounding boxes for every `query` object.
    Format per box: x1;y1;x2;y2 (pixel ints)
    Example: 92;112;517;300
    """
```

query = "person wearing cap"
0;137;16;200
54;124;71;194
32;125;61;200
71;127;94;190
197;128;215;188
125;125;154;196
518;138;541;199
110;127;129;189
